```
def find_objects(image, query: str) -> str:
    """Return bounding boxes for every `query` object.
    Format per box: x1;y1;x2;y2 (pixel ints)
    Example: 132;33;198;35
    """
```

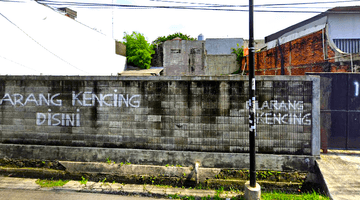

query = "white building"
0;0;126;75
265;6;360;54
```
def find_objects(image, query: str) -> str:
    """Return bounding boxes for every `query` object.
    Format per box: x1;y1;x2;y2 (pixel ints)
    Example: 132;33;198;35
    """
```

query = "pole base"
244;181;261;200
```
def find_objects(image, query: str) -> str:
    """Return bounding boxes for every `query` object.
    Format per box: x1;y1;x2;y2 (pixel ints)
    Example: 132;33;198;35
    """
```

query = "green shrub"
123;32;154;69
152;32;196;45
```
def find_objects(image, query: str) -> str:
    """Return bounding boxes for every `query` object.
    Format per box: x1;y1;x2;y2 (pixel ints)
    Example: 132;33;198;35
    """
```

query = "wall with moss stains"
0;75;319;157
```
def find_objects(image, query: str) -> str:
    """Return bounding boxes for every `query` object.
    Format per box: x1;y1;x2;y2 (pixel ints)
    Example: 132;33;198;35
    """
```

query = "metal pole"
248;0;256;188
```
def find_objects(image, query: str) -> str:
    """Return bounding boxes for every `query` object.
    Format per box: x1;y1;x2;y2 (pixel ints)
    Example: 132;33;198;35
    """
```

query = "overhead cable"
149;0;360;8
0;11;89;74
36;0;324;13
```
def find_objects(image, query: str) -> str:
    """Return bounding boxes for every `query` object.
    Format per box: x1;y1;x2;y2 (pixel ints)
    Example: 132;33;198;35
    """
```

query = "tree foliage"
152;32;197;45
123;32;154;69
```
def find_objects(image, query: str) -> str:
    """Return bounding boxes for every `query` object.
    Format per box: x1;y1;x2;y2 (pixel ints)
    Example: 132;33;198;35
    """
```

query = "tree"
152;32;197;45
123;32;154;69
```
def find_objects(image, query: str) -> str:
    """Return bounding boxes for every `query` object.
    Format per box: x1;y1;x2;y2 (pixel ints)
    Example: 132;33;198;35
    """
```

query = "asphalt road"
0;189;168;200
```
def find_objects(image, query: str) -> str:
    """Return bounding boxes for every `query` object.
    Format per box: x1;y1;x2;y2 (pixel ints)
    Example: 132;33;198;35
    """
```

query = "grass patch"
35;179;69;187
262;191;329;200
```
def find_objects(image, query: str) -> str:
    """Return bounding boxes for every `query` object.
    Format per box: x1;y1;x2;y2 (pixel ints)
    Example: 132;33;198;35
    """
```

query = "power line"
0;55;40;73
0;11;89;74
36;0;325;13
149;0;360;8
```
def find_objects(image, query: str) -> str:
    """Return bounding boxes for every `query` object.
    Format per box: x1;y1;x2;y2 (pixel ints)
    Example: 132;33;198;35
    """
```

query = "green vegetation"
35;178;69;187
152;32;197;45
165;191;328;200
231;43;244;66
106;157;115;164
262;191;329;200
79;176;88;185
123;31;154;69
231;44;245;74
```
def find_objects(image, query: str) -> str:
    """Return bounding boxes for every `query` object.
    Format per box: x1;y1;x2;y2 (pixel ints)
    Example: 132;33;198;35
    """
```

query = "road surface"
0;189;168;200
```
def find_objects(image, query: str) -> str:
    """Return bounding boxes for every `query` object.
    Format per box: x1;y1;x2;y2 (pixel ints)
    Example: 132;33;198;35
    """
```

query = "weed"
182;195;196;200
215;186;224;196
125;161;131;165
79;176;88;185
176;164;183;167
101;178;106;183
35;179;69;187
168;193;181;199
166;164;169;167
120;162;124;166
261;191;329;200
106;157;115;164
201;195;211;200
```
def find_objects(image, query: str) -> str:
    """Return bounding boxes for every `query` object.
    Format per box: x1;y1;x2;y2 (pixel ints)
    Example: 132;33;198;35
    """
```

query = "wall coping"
0;75;319;82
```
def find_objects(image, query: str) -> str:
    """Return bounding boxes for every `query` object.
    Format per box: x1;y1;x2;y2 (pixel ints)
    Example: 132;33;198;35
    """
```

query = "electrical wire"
33;0;360;13
0;55;40;73
149;0;360;8
35;0;326;13
0;11;89;74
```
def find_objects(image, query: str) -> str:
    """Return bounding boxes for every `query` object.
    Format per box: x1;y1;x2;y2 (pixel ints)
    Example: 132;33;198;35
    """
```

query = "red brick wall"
241;30;351;75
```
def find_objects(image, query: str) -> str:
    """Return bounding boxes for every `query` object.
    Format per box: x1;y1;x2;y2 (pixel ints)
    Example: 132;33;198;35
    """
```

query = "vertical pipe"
248;0;256;188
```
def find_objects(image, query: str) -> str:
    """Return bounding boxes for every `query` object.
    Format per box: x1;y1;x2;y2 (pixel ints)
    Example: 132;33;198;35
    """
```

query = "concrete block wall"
163;40;242;76
205;54;239;75
163;40;205;76
0;76;319;155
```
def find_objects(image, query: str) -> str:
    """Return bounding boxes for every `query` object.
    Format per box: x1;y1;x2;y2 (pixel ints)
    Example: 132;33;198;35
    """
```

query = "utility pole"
248;0;256;188
245;0;261;199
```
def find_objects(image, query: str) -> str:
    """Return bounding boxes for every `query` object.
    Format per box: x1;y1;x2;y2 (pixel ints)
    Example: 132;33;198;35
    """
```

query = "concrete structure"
0;75;320;170
245;6;360;75
161;38;245;76
0;0;126;75
316;150;360;200
0;176;240;199
163;40;206;75
244;181;261;200
205;38;243;55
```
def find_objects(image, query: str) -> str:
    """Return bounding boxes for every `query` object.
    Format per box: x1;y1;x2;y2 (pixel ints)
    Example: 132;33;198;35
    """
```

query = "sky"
21;0;360;43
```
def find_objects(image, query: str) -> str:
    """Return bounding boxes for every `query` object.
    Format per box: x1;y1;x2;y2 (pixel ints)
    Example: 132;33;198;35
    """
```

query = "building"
245;6;360;75
0;0;126;75
157;37;254;76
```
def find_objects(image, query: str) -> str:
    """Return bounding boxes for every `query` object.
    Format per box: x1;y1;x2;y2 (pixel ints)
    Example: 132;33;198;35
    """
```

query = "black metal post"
248;0;256;188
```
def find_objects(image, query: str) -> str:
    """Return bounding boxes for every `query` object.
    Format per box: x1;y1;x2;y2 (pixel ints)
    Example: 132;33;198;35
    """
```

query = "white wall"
0;0;126;75
328;13;360;40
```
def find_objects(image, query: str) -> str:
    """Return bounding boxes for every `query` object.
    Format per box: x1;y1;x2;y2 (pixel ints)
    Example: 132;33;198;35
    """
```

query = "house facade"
0;0;126;75
244;6;360;75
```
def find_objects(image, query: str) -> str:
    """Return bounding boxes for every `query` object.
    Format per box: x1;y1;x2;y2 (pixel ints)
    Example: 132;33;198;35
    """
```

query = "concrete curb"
60;161;220;183
0;176;242;199
314;161;334;200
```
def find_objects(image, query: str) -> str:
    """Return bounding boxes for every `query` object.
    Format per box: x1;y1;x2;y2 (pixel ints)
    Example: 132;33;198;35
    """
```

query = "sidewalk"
0;176;240;199
317;150;360;200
